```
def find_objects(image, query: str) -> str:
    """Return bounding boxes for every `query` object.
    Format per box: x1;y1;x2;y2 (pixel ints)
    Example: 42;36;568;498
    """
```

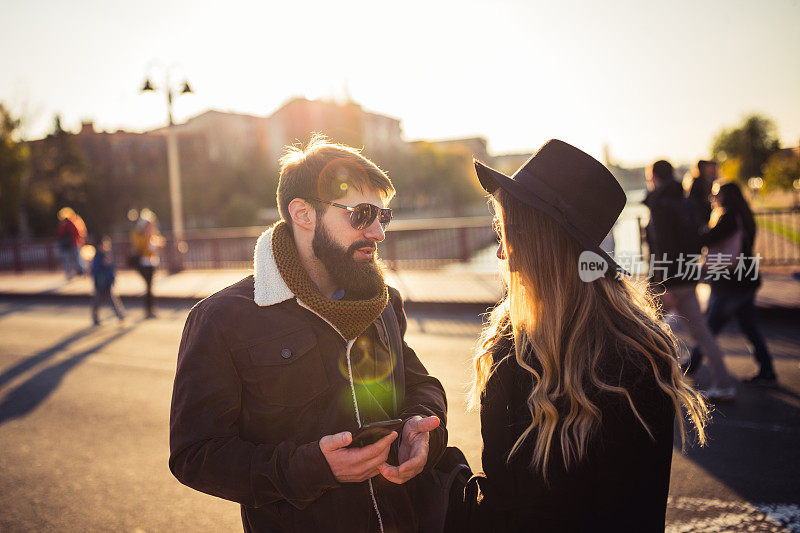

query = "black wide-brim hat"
475;139;628;276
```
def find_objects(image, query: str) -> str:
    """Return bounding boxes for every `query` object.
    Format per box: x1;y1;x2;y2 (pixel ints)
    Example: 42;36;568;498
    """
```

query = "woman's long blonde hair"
469;190;709;476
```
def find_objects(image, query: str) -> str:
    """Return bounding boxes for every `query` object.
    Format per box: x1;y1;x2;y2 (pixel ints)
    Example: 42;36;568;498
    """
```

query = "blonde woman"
130;209;164;318
465;140;709;532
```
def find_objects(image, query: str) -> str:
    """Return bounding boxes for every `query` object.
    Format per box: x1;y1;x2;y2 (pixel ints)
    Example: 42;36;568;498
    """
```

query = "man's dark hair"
717;181;756;241
696;160;716;178
276;134;395;224
649;160;675;184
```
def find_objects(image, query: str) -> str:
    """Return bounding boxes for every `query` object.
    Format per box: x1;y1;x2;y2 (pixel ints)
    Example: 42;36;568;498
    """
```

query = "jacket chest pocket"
245;328;330;407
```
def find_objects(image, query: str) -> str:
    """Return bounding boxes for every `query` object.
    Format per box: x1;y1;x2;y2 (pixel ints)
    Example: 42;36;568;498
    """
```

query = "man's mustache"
347;240;377;255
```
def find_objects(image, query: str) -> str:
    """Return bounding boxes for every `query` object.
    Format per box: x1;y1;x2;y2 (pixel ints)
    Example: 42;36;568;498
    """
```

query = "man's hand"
319;430;398;483
378;415;440;484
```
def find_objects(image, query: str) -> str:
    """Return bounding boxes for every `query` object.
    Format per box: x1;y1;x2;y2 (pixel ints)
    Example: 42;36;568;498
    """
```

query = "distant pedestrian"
644;160;736;401
685;160;718;228
688;182;777;385
130;209;164;319
91;236;125;325
56;207;87;279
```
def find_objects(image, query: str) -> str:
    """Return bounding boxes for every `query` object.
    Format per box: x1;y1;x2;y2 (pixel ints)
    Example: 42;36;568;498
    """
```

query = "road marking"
668;496;800;533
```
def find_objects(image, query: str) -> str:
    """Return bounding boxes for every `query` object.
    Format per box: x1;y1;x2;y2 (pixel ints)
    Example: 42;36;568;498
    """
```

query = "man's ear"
287;198;316;231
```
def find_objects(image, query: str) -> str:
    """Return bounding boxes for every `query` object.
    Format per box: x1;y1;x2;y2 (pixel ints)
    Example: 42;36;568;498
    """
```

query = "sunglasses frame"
310;198;392;230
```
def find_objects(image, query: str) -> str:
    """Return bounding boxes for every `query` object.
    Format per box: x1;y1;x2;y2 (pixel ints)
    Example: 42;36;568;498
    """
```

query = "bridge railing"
1;210;797;272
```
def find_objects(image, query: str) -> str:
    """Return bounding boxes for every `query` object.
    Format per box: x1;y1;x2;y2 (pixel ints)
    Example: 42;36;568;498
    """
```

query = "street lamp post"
747;176;764;200
141;74;192;272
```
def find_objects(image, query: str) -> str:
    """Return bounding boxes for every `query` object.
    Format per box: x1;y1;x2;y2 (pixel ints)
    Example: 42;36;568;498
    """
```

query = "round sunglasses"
310;198;392;230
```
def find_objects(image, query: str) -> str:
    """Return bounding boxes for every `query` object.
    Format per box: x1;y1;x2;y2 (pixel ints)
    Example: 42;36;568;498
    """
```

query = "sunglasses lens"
350;204;376;230
378;209;392;228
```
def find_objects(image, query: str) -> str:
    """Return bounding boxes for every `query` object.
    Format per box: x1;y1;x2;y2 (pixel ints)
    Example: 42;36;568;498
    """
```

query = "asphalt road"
0;298;798;532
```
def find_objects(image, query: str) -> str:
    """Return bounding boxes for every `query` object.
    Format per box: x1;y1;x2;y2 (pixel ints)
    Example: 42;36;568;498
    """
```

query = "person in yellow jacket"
130;209;164;318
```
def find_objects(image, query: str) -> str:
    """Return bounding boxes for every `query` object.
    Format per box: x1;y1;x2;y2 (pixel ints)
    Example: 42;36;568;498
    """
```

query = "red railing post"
385;233;398;270
13;242;23;272
167;234;185;274
459;226;470;262
47;243;57;270
212;238;221;269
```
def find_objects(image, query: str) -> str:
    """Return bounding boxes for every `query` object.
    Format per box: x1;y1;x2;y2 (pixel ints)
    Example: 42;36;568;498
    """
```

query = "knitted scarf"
271;221;388;340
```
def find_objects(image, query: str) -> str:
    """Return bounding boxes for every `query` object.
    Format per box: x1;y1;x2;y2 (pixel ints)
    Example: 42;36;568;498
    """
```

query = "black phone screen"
348;419;404;448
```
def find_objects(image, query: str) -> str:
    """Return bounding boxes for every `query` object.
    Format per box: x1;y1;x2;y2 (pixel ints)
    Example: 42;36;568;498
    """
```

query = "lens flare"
338;335;397;386
317;157;369;198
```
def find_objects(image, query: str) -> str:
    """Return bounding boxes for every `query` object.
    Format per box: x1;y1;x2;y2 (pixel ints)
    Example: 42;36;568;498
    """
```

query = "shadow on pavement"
674;382;800;504
0;325;98;388
0;304;23;321
0;322;141;426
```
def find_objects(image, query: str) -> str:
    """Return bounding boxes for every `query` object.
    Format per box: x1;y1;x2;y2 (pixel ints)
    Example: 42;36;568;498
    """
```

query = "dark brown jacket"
169;229;447;532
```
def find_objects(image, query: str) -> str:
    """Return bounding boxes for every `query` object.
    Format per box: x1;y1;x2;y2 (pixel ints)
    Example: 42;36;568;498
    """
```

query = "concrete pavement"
0;298;798;531
0;268;503;308
0;266;798;315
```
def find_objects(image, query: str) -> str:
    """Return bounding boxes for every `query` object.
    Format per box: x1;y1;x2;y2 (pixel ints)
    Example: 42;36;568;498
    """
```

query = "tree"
711;114;780;183
181;146;278;229
0;104;30;238
25;115;91;237
762;149;800;192
370;142;485;213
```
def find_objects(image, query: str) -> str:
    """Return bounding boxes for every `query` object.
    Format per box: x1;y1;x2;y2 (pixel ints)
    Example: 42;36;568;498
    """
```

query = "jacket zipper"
296;299;385;533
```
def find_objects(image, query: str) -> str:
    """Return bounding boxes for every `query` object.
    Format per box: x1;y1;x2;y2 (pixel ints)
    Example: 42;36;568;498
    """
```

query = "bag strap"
379;299;405;417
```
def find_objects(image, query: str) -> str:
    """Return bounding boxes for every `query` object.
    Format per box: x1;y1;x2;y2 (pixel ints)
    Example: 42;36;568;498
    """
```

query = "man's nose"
364;218;386;242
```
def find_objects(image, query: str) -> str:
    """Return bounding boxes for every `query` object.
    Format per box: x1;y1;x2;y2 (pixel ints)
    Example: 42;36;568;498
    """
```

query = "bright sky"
2;0;798;165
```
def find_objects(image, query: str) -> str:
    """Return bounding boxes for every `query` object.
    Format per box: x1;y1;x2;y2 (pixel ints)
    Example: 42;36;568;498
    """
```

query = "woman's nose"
496;241;506;260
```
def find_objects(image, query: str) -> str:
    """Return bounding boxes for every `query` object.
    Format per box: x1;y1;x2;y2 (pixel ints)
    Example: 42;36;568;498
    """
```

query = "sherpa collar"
253;223;294;307
253;222;389;342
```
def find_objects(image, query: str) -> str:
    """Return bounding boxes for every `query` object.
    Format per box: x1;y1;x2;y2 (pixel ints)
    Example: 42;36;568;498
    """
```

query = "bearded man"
169;136;448;532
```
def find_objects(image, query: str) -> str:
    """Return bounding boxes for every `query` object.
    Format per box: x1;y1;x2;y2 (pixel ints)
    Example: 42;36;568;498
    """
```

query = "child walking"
91;236;125;325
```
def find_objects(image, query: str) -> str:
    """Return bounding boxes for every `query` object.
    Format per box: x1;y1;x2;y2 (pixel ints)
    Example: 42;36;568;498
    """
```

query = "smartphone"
348;419;404;448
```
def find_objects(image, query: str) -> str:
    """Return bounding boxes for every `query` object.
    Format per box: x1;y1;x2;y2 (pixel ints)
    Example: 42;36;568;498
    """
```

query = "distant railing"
1;210;797;272
0;216;498;272
752;209;800;266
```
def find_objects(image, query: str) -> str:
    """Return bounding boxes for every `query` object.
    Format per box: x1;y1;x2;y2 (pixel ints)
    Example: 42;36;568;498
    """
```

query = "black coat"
470;338;675;533
688;177;713;226
699;210;761;289
644;180;703;287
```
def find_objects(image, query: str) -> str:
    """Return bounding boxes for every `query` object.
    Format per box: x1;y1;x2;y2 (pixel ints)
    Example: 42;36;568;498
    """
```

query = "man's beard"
312;223;386;300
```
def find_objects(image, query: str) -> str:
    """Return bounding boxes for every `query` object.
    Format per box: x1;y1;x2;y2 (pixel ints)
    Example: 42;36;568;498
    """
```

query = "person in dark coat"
464;140;710;532
687;181;777;385
644;160;735;401
169;137;448;533
686;160;718;227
